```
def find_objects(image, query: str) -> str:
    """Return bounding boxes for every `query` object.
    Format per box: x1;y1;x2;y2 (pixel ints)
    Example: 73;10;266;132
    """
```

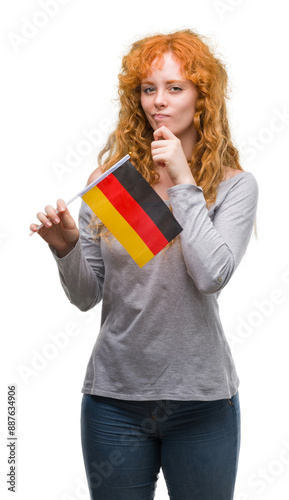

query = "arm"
50;201;105;311
30;165;106;311
168;173;259;295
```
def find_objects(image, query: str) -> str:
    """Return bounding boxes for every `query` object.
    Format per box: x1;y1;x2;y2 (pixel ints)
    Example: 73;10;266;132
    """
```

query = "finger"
30;223;40;232
151;152;167;167
153;126;175;141
152;151;168;162
56;198;66;213
56;204;76;230
151;146;168;160
151;140;168;150
45;205;60;224
36;211;53;228
151;152;167;164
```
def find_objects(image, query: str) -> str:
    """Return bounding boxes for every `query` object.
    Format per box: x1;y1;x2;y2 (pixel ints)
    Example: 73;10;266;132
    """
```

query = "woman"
30;30;258;500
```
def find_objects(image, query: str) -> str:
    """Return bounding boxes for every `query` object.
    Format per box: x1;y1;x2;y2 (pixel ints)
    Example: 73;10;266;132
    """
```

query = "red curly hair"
97;29;243;207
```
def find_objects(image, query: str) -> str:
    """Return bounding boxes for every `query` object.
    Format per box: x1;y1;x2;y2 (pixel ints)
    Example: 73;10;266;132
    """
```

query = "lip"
153;114;170;120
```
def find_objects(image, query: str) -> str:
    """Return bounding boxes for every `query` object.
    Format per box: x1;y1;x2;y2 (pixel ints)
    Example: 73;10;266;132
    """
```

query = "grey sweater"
51;171;258;401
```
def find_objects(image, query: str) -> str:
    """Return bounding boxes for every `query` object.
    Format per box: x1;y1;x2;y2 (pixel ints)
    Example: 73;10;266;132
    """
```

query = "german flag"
81;155;182;267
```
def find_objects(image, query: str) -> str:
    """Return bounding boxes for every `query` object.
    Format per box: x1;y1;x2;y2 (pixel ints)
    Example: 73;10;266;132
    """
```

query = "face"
140;52;198;146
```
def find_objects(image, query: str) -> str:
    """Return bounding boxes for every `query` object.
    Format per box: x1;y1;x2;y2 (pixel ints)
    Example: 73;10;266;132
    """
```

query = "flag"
80;155;183;268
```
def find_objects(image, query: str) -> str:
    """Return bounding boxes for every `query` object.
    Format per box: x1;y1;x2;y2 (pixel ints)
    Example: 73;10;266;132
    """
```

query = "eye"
169;86;183;92
142;87;155;94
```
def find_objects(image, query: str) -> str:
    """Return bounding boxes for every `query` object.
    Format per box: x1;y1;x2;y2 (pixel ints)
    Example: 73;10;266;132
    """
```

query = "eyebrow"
141;79;186;85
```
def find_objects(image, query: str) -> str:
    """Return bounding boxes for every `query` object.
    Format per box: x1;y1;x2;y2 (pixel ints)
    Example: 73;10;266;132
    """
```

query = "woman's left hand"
151;126;197;186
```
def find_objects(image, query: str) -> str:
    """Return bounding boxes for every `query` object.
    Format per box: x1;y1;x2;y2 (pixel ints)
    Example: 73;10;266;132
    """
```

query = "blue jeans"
81;392;241;500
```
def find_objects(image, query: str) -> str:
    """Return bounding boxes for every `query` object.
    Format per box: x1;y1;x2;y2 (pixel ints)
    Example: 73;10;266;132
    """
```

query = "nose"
154;89;167;109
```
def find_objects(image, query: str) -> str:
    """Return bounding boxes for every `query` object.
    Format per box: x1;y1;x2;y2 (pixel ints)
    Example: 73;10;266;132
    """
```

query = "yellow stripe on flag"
82;185;154;268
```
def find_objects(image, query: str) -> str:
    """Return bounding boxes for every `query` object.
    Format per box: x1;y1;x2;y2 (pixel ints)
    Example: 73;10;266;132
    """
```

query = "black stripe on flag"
112;160;182;242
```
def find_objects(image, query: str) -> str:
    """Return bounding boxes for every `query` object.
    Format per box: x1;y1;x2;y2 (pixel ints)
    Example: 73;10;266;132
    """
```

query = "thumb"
60;208;76;230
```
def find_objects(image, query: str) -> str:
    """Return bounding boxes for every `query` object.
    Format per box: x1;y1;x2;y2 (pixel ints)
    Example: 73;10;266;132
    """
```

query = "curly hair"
97;28;243;208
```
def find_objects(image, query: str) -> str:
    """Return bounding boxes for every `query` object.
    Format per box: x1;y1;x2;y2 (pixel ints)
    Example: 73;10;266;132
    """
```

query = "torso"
152;166;243;201
87;165;243;202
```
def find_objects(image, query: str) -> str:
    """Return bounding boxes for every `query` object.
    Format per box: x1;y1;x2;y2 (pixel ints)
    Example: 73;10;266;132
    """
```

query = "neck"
179;127;198;160
154;165;175;190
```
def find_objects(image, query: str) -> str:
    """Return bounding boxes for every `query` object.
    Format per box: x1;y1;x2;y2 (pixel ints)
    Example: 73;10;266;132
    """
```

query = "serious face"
140;52;198;147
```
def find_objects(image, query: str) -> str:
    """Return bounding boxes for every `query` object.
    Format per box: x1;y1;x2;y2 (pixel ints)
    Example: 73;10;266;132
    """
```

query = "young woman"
30;30;258;500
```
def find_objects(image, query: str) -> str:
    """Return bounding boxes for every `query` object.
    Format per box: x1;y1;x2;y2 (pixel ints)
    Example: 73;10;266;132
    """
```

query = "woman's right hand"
30;199;79;257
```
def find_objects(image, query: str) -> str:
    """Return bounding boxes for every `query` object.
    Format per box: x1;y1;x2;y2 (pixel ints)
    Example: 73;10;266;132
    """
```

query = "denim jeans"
81;392;241;500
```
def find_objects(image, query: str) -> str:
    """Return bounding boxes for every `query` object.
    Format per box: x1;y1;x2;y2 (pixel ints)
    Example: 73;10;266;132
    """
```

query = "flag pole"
29;154;130;237
29;194;78;237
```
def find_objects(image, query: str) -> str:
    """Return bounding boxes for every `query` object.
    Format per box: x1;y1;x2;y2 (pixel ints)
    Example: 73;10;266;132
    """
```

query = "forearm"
50;238;103;311
168;177;258;295
168;185;233;293
52;237;79;258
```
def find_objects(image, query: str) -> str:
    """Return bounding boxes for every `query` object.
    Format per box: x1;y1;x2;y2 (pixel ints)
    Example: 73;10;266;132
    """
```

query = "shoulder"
222;167;241;181
214;170;258;216
221;169;258;193
222;167;257;185
87;165;105;185
222;171;259;214
231;170;258;194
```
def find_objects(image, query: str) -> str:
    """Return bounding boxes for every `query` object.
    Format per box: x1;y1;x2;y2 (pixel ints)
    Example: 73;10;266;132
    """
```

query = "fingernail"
54;217;60;223
59;206;65;212
46;221;52;227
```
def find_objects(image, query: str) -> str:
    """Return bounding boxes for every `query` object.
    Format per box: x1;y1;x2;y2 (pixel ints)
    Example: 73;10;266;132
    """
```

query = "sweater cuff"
49;238;82;266
167;183;203;196
168;183;204;207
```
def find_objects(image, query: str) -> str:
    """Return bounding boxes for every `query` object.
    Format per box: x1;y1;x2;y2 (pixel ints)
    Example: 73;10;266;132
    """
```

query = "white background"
1;1;289;499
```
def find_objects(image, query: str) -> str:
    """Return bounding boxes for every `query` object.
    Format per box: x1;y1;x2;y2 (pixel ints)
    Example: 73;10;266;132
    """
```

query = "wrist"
173;174;197;186
54;237;79;258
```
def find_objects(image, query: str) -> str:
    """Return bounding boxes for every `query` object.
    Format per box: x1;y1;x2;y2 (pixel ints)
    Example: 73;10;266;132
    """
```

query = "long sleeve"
76;173;256;400
167;172;259;295
50;201;105;311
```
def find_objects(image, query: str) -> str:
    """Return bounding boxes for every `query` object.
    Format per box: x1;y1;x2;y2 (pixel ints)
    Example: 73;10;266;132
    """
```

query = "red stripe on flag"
97;174;169;255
